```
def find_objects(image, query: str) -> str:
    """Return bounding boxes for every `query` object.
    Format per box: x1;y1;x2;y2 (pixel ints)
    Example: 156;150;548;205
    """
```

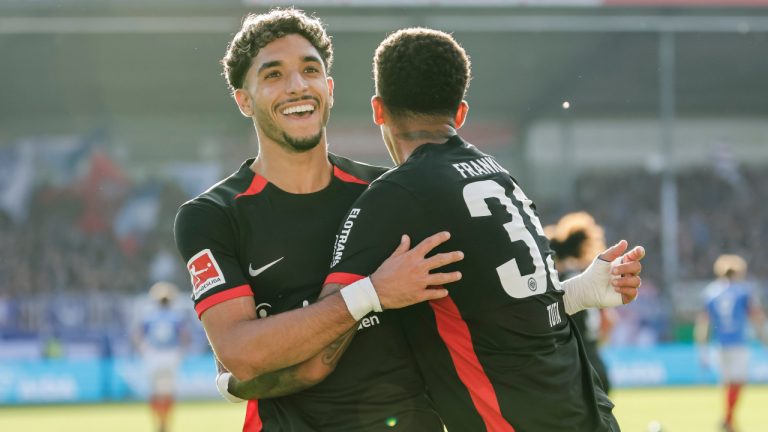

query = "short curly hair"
545;212;606;269
373;28;471;118
222;8;333;95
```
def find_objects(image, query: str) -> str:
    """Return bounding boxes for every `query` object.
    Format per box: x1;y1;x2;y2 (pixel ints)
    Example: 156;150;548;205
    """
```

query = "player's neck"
250;140;332;194
390;123;457;162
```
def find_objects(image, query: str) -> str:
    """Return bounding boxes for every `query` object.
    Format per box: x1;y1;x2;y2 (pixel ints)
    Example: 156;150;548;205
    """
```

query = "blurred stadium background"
1;0;767;430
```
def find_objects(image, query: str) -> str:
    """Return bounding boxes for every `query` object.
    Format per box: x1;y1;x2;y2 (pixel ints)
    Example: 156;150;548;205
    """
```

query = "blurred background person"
133;281;189;432
695;254;768;432
546;211;618;394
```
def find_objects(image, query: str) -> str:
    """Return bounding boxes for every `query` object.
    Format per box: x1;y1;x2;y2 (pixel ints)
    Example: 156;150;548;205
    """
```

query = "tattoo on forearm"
321;327;356;366
230;366;303;400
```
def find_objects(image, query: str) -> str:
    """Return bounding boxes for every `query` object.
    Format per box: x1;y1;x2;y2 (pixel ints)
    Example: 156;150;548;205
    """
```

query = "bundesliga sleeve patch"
187;249;226;299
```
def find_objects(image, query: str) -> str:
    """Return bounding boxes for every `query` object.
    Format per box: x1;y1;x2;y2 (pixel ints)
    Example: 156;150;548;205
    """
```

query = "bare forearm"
229;365;308;399
216;355;307;400
206;292;357;381
694;313;709;344
227;284;358;399
288;284;358;386
228;325;357;399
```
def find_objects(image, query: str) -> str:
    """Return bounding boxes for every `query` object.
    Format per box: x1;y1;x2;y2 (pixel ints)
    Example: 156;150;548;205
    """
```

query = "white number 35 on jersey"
462;180;562;299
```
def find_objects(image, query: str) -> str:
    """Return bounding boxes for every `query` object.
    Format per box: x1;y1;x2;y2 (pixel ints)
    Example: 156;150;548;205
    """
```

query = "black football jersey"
325;136;619;432
174;154;442;432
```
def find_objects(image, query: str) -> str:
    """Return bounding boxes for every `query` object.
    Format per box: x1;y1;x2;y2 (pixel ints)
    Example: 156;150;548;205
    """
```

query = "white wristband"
562;257;623;315
340;277;382;321
216;372;245;403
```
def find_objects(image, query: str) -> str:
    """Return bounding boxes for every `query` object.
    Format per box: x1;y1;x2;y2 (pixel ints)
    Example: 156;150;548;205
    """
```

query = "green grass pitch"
1;385;766;431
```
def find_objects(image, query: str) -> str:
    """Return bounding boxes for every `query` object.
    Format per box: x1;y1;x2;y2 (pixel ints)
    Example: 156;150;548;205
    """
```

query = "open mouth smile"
280;103;317;119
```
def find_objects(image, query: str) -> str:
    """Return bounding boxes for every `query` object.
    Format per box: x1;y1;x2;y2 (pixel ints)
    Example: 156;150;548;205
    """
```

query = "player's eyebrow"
257;60;282;74
257;56;322;74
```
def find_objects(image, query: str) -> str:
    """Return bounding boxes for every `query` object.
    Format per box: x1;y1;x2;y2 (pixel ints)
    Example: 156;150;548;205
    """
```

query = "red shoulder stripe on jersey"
429;294;516;432
235;175;268;199
324;272;365;285
195;284;254;320
333;166;369;185
243;400;263;432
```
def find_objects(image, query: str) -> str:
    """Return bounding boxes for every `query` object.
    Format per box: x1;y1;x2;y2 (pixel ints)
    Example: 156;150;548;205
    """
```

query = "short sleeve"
174;202;252;318
325;180;426;285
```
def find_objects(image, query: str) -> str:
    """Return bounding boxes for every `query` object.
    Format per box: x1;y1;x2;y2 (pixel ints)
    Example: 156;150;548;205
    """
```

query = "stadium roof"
0;4;766;147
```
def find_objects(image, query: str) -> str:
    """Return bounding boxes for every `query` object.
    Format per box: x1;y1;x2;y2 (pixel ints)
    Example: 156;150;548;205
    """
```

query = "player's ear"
234;89;253;117
371;95;386;126
327;76;334;109
454;100;469;129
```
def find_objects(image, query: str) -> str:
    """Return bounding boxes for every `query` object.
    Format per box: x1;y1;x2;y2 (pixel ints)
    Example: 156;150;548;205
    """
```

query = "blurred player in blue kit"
695;254;767;432
134;281;189;432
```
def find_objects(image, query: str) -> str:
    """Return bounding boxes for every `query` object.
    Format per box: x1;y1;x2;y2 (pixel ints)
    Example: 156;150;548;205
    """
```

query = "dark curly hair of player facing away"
374;27;471;118
222;8;333;95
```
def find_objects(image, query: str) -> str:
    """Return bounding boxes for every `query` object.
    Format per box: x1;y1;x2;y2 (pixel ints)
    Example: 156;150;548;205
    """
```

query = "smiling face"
235;34;334;153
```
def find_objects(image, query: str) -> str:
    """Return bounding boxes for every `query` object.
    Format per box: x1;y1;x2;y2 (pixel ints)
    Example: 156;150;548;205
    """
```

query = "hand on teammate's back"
371;232;463;309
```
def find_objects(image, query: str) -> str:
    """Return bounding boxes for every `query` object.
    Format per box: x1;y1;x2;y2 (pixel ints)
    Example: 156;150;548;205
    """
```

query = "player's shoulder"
703;280;727;301
176;160;254;223
733;281;756;298
329;153;389;184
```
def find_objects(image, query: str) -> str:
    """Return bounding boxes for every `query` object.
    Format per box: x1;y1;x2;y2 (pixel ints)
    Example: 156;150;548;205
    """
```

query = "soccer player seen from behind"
324;28;645;431
695;254;767;432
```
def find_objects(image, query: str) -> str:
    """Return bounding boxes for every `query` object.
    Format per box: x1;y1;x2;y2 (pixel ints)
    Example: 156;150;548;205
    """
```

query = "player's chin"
283;131;323;153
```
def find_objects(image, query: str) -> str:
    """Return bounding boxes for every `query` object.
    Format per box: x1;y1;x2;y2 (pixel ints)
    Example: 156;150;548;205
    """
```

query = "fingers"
599;240;628;262
611;275;641;290
613;260;642;277
424;251;464;270
427;271;463;286
412;231;451;256
612;271;641;304
420;287;449;301
616;287;639;304
621;246;646;264
391;234;411;257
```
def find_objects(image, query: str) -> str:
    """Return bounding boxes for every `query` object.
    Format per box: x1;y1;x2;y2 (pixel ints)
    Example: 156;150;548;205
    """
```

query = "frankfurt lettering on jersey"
331;208;361;267
186;249;226;299
451;156;508;179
